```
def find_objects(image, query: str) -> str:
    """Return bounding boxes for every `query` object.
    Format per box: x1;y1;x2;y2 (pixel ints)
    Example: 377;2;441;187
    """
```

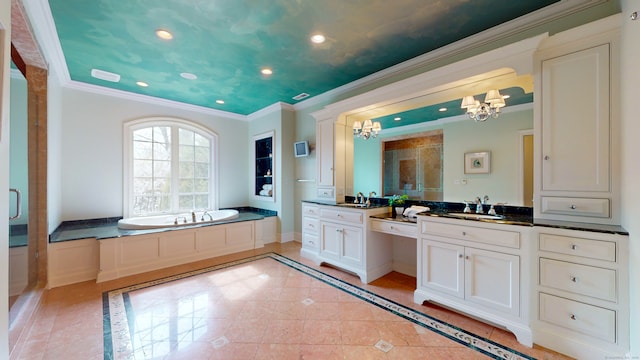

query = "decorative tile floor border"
103;253;535;360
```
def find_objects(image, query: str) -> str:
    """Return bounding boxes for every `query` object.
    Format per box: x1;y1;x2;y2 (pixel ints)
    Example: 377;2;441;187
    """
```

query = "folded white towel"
262;184;273;190
403;205;430;217
259;189;273;196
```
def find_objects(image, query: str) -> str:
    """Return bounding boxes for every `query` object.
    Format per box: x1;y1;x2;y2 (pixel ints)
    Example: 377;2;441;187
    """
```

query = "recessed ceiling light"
91;68;120;82
310;34;326;44
216;99;225;104
136;81;149;87
394;117;401;121
439;107;447;112
261;68;273;75
502;95;511;99
156;29;173;40
180;72;197;80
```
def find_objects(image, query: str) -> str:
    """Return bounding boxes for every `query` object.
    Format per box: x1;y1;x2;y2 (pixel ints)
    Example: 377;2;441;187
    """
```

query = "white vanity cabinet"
300;202;390;283
535;18;620;224
533;227;629;359
415;215;533;346
300;203;320;257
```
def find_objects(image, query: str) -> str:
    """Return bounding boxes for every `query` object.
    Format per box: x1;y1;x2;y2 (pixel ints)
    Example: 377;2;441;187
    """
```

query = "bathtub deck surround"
47;207;277;288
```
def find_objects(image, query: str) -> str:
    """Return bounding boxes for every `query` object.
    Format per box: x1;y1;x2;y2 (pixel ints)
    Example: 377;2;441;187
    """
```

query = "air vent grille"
292;93;310;101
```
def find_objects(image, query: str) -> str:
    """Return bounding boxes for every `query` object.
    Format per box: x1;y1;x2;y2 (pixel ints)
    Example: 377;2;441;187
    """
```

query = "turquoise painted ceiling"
48;0;557;116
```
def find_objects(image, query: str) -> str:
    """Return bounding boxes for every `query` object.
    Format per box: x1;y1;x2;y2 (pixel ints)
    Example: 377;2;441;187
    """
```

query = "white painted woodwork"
415;215;532;347
9;247;28;296
316;119;335;188
534;227;629;359
541;44;610;193
48;238;99;288
97;220;263;283
370;218;417;238
300;202;391;283
534;17;620;224
465;247;520;316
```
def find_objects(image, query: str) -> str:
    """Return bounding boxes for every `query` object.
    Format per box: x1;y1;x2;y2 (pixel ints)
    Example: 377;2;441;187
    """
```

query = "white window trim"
123;117;219;218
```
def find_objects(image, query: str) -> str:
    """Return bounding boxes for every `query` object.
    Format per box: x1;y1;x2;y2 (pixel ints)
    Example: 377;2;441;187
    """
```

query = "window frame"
123;117;218;218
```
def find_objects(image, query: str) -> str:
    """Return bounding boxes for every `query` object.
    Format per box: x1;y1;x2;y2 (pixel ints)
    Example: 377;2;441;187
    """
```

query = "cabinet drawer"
539;233;616;262
320;208;363;224
421;221;520;249
302;233;319;250
539;293;616;343
316;187;334;199
302;204;320;217
540;258;616;302
540;197;610;218
302;217;320;234
371;219;416;238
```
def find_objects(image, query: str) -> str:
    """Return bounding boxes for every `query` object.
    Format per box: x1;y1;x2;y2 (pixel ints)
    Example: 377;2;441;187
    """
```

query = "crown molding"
247;102;296;121
65;80;247;120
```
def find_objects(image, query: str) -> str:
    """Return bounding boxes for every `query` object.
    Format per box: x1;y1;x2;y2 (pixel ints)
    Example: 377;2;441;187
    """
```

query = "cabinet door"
420;239;464;299
464;247;520;316
320;222;341;261
341;224;363;267
317;120;334;187
541;44;610;192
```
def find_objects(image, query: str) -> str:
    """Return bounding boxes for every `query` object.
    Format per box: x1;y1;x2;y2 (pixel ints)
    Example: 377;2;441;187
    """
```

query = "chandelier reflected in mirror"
460;89;506;122
353;119;382;140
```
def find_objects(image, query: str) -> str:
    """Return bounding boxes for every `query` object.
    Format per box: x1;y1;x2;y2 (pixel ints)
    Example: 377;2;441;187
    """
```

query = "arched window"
123;118;218;217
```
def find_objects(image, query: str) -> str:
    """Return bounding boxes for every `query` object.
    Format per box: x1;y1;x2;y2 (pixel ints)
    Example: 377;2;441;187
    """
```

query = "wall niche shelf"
254;131;274;201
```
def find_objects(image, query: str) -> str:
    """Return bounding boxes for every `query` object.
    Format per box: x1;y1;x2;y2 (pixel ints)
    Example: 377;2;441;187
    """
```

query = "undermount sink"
446;212;504;220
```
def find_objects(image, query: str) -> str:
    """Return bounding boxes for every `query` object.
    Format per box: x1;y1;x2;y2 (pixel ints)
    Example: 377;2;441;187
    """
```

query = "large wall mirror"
348;71;535;207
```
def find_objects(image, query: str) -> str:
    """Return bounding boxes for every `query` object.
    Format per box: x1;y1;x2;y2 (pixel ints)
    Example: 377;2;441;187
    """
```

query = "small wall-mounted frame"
464;151;490;174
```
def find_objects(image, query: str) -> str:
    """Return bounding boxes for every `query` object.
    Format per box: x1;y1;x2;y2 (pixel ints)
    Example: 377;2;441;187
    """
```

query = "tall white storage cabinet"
535;17;620;224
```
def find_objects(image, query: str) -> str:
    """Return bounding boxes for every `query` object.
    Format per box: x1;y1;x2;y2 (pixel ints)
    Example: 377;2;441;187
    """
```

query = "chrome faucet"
366;191;376;207
191;211;197;222
355;192;365;204
201;211;213;221
463;201;471;213
475;197;483;214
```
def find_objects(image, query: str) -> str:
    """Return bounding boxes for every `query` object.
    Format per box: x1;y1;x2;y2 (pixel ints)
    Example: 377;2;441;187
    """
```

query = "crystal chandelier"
353;119;382;140
460;89;506;122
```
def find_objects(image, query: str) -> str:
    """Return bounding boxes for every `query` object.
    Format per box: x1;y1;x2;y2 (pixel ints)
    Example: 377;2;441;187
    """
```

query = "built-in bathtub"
117;209;239;230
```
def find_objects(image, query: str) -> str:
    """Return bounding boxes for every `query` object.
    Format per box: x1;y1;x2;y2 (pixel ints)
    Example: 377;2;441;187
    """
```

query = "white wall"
619;0;639;354
248;106;296;240
58;87;249;223
0;0;12;354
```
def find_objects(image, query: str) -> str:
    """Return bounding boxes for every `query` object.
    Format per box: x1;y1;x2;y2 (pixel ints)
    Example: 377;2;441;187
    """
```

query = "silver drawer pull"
336;229;343;233
570;276;578;283
570;314;576;320
390;226;394;230
465;256;470;260
462;231;467;236
571;244;578;250
459;254;463;259
544;155;550;160
570;204;577;209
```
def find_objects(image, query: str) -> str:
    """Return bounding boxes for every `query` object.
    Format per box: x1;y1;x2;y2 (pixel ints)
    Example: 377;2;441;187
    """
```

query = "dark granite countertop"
49;207;277;243
310;198;628;235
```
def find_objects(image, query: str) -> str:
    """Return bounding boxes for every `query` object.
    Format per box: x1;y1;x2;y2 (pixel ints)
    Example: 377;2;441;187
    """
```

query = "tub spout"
201;211;213;221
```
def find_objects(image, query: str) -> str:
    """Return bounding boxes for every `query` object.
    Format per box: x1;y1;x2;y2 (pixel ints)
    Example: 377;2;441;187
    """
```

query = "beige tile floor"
9;241;572;359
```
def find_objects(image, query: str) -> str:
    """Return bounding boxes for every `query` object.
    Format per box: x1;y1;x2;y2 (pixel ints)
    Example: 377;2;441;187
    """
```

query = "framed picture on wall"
464;151;490;174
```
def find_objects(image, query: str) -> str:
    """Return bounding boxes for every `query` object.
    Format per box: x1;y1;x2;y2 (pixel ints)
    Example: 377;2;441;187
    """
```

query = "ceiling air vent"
91;68;121;82
292;93;310;101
